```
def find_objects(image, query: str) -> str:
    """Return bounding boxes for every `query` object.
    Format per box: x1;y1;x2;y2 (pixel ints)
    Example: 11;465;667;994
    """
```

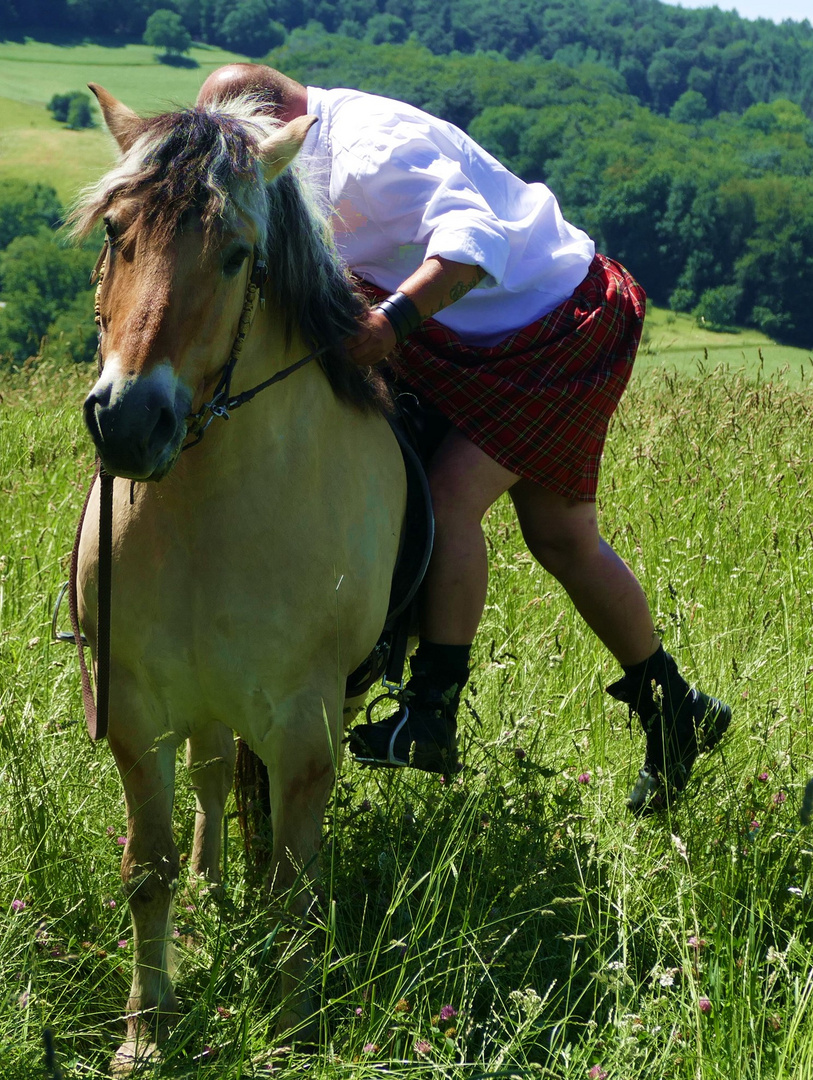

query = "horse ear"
88;83;146;154
257;115;318;181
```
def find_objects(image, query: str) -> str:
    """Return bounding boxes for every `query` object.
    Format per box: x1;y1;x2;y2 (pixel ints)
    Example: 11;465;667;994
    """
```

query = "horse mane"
70;97;387;412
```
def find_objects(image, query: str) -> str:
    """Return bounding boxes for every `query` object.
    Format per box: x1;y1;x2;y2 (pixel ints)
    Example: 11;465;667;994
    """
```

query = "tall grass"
2;357;813;1078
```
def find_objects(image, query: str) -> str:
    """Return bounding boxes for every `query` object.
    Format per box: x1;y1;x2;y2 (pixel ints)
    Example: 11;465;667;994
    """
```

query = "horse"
70;85;406;1073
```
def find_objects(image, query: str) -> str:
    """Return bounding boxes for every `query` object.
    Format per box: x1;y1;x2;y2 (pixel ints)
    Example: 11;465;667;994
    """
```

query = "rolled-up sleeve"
354;126;511;284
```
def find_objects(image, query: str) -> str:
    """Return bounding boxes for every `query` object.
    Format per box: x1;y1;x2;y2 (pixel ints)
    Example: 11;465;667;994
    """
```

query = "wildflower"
117;836;127;845
439;1005;458;1022
588;1067;608;1079
773;791;787;805
698;997;712;1014
687;936;706;951
106;825;115;835
577;772;591;784
11;899;25;912
362;1043;377;1053
216;1006;231;1018
355;1007;363;1017
758;772;769;782
750;820;760;831
414;1040;432;1055
393;998;411;1013
659;972;676;988
108;900;116;909
117;939;128;949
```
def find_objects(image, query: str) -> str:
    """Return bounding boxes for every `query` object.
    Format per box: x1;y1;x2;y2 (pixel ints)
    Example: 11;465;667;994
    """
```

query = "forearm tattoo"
428;267;486;316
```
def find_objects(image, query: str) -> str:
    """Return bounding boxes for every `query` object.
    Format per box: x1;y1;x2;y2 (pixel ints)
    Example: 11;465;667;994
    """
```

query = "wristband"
374;291;422;344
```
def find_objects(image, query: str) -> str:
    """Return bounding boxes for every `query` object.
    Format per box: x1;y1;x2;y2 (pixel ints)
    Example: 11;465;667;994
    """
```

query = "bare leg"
509;479;659;666
420;428;520;645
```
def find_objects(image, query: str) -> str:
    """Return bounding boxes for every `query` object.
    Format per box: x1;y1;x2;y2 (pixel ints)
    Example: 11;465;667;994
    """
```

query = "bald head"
197;64;308;122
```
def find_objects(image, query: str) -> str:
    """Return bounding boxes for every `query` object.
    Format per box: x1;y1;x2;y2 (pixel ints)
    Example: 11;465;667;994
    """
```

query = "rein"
62;242;329;741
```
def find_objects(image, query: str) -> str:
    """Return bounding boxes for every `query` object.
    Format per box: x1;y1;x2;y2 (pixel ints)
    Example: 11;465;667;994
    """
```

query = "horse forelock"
71;98;275;253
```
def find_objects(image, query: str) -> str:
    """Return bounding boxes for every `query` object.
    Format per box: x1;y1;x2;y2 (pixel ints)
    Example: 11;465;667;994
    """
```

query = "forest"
6;0;813;117
1;1;812;357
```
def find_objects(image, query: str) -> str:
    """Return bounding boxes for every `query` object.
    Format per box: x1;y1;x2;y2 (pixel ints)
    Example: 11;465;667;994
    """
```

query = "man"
197;64;731;813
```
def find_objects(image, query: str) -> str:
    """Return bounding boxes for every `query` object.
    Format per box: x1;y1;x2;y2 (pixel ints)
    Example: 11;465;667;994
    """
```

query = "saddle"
344;389;449;698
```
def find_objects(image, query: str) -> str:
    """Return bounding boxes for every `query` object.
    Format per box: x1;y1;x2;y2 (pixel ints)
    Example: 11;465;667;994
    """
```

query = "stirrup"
352;704;413;767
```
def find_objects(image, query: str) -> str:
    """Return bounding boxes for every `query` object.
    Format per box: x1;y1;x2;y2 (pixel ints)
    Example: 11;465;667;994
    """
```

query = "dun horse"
71;87;406;1072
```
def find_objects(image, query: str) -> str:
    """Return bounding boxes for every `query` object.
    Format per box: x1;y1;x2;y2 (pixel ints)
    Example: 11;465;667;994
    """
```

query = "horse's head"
73;86;316;481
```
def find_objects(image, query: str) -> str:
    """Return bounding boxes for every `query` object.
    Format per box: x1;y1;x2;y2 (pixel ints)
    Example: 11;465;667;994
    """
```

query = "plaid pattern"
364;254;646;502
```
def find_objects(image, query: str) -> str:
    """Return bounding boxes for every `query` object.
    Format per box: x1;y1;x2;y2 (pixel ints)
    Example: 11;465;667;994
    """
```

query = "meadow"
3;337;813;1080
4;34;813;1080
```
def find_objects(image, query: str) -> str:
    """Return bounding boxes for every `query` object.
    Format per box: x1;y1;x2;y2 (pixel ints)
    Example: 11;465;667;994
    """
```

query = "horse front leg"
262;698;342;1044
186;721;236;893
108;725;180;1076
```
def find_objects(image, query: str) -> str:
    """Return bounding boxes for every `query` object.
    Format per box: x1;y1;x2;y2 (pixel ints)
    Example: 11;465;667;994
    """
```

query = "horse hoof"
109;1039;163;1076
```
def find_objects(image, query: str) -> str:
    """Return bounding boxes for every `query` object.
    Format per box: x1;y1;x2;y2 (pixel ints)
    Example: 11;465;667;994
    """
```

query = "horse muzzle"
84;366;191;481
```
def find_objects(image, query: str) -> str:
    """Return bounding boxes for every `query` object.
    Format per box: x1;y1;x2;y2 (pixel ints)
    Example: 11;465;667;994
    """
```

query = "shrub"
48;91;94;129
693;284;742;332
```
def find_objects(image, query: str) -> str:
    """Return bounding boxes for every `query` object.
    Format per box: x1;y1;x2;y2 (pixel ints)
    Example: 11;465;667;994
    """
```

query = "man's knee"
519;509;601;577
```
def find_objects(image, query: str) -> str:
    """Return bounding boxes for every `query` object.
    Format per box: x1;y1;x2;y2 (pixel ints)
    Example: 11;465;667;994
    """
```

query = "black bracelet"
374;291;423;344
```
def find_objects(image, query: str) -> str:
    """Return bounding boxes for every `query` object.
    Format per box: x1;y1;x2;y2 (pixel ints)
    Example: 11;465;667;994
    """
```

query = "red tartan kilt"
361;253;646;502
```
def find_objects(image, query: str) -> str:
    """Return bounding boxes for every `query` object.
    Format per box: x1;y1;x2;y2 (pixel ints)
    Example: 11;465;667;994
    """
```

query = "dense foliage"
0;181;96;364
47;90;94;128
6;0;813;119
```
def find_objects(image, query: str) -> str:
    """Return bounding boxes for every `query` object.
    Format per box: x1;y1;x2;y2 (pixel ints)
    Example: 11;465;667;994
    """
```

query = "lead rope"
64;248;114;740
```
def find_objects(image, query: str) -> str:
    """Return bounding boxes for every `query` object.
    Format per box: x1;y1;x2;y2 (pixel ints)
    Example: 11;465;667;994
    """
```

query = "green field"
0;39;246;202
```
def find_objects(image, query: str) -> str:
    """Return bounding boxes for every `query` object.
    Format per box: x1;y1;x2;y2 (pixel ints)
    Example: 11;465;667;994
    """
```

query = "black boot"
347;643;468;775
607;646;731;815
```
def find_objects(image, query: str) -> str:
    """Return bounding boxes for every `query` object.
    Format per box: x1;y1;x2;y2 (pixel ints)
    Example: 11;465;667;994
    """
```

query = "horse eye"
103;216;119;244
223;247;250;277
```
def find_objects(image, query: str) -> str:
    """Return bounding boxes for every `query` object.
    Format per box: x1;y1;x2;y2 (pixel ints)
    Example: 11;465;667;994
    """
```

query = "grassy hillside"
0;39;245;202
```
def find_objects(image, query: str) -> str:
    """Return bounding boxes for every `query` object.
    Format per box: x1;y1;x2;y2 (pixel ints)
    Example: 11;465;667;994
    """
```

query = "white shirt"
302;86;595;347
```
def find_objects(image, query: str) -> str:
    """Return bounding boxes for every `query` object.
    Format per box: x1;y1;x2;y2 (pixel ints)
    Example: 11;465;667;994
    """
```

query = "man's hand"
345;307;397;367
344;256;487;366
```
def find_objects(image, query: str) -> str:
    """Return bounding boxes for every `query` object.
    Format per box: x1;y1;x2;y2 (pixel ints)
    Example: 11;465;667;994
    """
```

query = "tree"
48;91;94;128
0;231;95;363
143;9;192;55
670;89;709;124
363;13;407;45
0;181;62;251
218;0;286;55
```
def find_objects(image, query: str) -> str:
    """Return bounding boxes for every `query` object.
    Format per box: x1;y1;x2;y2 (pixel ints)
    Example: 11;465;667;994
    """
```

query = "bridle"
62;238;332;741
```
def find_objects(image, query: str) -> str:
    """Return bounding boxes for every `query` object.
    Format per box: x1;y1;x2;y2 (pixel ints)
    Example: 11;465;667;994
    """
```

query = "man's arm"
345;256;486;367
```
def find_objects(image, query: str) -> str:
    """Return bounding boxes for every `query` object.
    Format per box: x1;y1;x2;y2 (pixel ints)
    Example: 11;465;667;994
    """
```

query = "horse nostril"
83;388;109;445
150;405;177;452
